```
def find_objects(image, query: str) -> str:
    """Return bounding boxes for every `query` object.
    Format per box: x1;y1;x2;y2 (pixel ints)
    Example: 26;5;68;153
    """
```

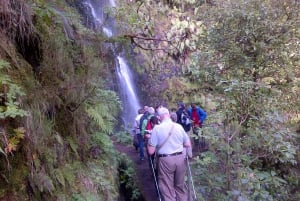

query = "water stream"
83;0;141;129
51;9;75;40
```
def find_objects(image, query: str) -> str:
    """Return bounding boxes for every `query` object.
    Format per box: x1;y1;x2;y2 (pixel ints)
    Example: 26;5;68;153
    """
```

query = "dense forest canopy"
0;0;299;200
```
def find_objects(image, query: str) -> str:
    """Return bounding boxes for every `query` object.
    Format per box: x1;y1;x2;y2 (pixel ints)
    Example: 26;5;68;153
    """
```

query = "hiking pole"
149;155;162;201
186;164;191;201
186;155;198;201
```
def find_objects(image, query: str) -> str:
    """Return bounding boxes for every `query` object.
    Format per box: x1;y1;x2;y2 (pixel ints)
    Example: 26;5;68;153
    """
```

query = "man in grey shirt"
148;107;191;201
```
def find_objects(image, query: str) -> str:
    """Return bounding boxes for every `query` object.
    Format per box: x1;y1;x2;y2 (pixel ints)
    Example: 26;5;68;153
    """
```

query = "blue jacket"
188;106;207;124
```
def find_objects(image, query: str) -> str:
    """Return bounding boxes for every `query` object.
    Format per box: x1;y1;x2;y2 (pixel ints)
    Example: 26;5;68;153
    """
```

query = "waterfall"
52;9;75;40
116;56;141;128
84;0;141;129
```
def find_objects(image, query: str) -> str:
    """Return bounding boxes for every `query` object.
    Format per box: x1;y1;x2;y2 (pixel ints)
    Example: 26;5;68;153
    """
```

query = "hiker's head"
170;112;177;122
157;107;170;120
191;103;197;109
138;108;144;114
143;105;149;113
150;115;159;125
148;107;155;115
177;101;185;109
155;104;163;112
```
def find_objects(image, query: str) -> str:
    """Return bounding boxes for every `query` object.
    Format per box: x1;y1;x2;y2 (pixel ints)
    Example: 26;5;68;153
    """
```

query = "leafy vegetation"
0;0;299;200
0;60;27;169
118;153;142;201
114;0;300;200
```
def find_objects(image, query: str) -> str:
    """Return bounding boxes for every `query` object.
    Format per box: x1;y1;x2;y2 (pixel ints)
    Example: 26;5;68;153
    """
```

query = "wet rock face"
0;1;43;76
15;33;43;76
67;0;108;30
66;0;98;30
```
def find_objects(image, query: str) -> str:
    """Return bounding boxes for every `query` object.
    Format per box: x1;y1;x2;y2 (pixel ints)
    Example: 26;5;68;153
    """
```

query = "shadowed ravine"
113;140;158;201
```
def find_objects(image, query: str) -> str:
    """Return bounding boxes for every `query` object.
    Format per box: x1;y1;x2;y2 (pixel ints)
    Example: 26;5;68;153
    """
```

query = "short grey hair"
157;107;169;116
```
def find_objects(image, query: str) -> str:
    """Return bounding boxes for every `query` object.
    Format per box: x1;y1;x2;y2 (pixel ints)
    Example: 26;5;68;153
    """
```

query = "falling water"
52;9;75;40
83;0;103;30
84;0;141;129
116;56;141;128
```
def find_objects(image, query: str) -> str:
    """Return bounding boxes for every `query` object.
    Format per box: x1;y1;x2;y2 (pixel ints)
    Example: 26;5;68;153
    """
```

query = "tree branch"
122;34;171;42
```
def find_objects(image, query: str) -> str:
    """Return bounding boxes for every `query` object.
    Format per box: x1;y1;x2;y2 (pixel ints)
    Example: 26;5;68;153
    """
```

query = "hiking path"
113;140;158;201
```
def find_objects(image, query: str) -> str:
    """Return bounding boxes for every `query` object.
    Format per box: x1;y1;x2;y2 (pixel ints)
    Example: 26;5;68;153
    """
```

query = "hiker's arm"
183;139;191;147
199;108;207;123
183;131;191;147
148;127;158;155
147;144;155;155
147;130;157;155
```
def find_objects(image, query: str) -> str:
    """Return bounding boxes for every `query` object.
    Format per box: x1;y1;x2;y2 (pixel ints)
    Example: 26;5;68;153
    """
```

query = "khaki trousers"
158;154;187;201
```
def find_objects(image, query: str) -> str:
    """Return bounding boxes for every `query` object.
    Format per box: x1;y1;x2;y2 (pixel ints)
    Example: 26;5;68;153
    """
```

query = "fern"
0;60;28;119
66;137;79;158
61;164;76;187
31;171;55;193
0;60;28;156
118;153;141;200
85;89;121;134
5;127;25;153
52;168;65;187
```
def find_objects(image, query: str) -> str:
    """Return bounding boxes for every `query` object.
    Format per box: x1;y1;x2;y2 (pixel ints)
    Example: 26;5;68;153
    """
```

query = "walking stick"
149;155;162;201
186;163;191;201
186;155;198;201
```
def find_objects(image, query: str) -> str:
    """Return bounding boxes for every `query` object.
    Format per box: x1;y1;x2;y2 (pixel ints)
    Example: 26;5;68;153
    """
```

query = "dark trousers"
193;127;208;152
137;134;145;159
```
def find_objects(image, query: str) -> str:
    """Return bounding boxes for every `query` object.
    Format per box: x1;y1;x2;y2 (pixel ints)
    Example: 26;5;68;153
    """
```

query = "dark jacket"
176;107;191;132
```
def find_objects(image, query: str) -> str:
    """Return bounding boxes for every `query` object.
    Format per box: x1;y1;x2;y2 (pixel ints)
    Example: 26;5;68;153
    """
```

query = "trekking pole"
186;163;191;201
149;155;162;201
186;155;198;201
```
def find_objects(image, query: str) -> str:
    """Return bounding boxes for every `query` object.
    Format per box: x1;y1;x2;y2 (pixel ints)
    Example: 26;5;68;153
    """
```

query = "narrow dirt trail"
113;141;159;201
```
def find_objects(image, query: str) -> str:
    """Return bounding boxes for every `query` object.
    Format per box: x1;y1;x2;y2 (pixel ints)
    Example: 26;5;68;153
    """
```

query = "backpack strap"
157;123;175;153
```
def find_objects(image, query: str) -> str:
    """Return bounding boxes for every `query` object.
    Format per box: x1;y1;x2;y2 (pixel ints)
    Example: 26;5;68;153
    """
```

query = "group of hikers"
131;102;207;201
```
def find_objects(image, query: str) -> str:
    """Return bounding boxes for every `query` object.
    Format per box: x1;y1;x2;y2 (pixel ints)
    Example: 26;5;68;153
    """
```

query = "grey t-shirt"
149;118;189;155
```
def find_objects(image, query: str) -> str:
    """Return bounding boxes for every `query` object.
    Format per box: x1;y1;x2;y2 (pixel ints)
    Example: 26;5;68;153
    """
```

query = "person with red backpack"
188;103;207;151
144;114;160;168
139;107;155;161
188;103;207;128
143;107;156;148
